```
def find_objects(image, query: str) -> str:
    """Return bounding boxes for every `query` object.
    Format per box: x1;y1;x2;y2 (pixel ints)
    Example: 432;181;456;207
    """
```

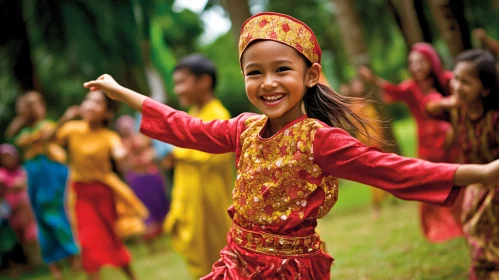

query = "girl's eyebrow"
244;59;294;70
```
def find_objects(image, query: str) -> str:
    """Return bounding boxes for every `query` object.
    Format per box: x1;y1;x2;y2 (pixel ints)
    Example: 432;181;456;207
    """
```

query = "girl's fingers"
98;74;109;80
83;81;102;89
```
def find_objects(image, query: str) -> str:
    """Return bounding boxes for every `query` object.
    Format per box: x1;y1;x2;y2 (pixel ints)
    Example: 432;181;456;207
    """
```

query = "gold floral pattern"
238;12;321;64
232;116;338;229
454;110;499;278
230;223;321;256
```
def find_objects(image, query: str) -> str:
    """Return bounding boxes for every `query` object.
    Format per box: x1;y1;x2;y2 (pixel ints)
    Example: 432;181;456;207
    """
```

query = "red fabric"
202;234;333;280
419;191;464;243
380;72;464;243
73;181;131;272
380;73;457;162
140;98;463;277
313;127;460;206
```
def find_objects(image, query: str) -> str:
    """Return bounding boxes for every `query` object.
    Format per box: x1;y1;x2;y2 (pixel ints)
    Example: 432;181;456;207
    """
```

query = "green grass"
4;117;470;279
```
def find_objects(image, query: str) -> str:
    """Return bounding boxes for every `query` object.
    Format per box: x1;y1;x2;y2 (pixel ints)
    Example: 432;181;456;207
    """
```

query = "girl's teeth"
263;95;283;101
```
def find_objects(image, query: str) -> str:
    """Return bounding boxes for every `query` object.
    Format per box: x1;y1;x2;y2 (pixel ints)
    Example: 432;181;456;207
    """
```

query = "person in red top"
424;49;499;280
84;12;499;280
359;43;464;243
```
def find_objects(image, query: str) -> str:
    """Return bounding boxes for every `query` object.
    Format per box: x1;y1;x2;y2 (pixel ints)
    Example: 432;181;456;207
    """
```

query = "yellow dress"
164;99;234;278
56;121;148;239
352;100;389;206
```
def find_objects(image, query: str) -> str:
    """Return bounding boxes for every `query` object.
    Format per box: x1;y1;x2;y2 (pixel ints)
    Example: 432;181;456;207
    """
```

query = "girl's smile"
259;92;286;106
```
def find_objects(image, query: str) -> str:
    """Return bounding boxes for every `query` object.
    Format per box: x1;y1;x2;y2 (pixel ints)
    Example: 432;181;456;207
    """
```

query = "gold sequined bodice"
233;116;338;228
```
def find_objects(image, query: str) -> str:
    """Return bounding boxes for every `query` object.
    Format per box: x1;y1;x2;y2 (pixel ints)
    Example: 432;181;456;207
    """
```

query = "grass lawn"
5;117;470;279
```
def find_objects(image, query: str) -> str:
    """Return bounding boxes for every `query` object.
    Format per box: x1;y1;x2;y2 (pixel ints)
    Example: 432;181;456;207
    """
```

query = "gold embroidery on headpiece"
238;12;322;65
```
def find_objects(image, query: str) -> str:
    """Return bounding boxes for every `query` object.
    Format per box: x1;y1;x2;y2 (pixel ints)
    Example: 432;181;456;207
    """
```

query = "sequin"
232;116;338;228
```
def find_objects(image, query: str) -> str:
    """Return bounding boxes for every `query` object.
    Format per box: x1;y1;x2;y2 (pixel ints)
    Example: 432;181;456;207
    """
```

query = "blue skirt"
24;155;79;263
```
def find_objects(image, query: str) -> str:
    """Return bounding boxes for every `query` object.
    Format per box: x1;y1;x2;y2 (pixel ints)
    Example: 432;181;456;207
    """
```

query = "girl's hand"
440;95;459;109
473;28;487;42
84;74;124;101
358;66;376;84
63;106;81;122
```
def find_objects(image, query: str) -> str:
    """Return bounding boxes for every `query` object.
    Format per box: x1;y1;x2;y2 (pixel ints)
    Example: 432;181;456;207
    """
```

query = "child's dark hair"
98;91;119;127
173;54;217;90
302;62;381;144
455;49;499;111
429;71;450;97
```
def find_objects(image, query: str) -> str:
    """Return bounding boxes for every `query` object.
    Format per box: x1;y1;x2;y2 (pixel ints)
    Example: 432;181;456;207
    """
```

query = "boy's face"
173;69;201;107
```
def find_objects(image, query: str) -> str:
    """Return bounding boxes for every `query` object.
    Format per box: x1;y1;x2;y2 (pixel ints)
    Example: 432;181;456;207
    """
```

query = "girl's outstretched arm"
84;74;254;154
314;127;499;205
5;116;28;139
423;93;458;117
84;74;146;112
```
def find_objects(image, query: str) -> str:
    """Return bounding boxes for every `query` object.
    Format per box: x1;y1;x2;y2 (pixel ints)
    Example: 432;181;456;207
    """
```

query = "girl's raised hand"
63;105;81;121
472;28;487;42
358;66;375;83
84;74;123;101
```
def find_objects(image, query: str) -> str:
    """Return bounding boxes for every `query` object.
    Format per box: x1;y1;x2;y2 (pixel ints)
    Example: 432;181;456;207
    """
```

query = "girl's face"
16;96;30;120
241;40;320;123
408;51;431;81
25;92;46;121
80;91;112;124
173;69;202;107
451;61;486;105
0;153;17;170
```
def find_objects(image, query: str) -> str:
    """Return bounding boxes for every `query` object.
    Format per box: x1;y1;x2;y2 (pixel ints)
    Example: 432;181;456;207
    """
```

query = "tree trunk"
397;0;425;46
428;0;471;57
413;0;433;43
333;0;401;154
1;0;36;91
220;0;251;41
333;0;370;66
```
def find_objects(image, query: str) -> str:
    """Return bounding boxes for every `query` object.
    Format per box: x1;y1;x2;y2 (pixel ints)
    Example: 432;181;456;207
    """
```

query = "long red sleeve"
313;127;461;206
140;98;253;154
379;80;413;103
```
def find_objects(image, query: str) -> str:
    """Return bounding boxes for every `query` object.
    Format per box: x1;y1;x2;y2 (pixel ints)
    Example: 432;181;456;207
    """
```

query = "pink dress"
0;167;37;243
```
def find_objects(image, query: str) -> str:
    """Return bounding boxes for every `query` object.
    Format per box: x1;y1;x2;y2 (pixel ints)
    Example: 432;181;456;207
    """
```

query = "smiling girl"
84;12;499;279
424;49;499;280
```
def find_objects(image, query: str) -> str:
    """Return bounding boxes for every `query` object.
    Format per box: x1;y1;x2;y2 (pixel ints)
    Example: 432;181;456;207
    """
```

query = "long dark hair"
303;82;384;145
455;49;499;112
99;91;119;127
429;71;450;97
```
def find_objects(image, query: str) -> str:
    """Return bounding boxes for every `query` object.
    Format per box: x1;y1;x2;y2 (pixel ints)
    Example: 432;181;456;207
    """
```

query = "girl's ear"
306;63;322;87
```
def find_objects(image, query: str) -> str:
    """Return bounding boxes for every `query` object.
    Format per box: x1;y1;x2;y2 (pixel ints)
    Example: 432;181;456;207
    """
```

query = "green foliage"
200;32;251;116
21;0;148;118
2;0;499;140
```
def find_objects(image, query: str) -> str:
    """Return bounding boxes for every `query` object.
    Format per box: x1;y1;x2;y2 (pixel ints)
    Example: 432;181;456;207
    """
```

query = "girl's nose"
261;75;278;90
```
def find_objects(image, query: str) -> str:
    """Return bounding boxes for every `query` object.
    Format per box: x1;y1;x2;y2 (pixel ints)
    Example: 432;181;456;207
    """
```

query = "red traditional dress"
378;43;463;243
140;97;462;279
425;94;499;279
57;121;148;273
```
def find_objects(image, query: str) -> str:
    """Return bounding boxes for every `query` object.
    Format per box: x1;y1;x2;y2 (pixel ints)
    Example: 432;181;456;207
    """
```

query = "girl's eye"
246;70;261;76
276;67;290;73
